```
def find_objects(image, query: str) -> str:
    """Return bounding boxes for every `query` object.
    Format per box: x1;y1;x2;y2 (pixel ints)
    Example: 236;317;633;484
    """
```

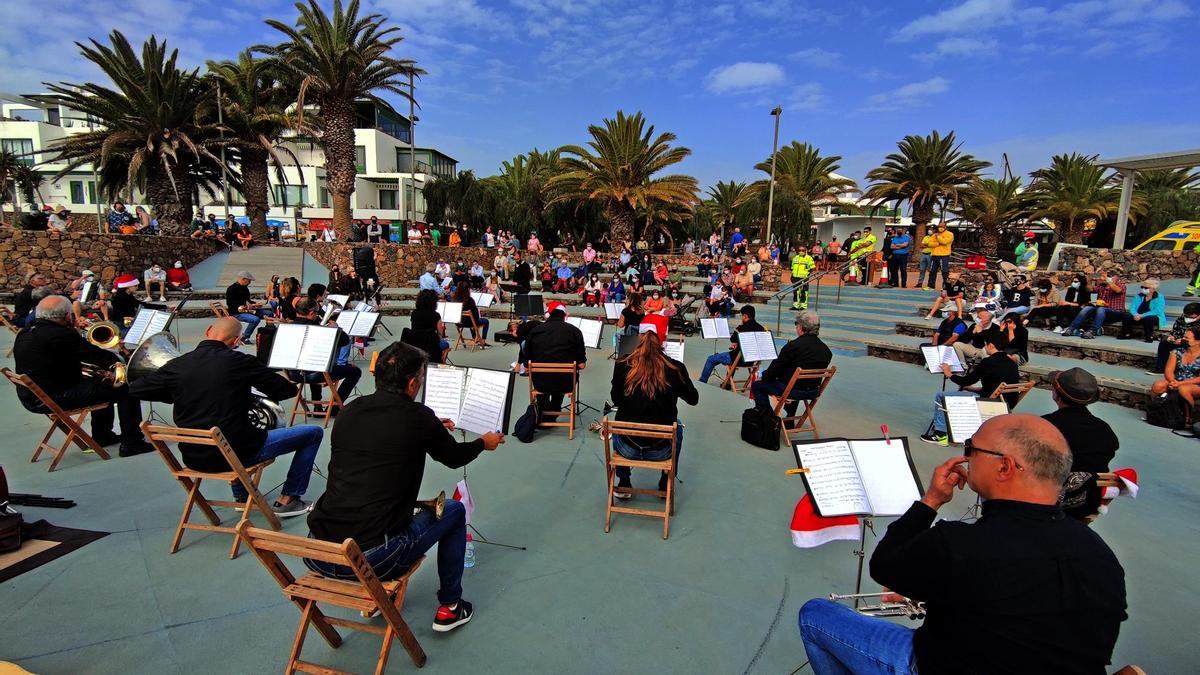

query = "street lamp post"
216;80;231;223
408;71;417;229
765;106;782;249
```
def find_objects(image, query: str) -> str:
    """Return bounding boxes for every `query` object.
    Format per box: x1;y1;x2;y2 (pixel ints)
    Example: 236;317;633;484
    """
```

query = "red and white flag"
453;479;475;525
790;494;860;549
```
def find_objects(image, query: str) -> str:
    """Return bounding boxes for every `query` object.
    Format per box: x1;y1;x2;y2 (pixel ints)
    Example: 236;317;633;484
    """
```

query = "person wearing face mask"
166;260;192;292
1063;273;1124;339
1001;275;1033;320
928;223;954;290
1111;278;1167;343
70;269;110;324
143;263;168;302
644;289;665;314
1023;278;1061;329
581;274;604;306
1150;325;1200;407
605;275;625;303
1149;302;1200;375
1052;275;1091;333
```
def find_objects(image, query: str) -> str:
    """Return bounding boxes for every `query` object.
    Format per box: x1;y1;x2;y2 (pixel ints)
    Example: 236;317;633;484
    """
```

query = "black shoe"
1116;334;1132;340
432;600;473;633
118;440;155;457
92;431;122;447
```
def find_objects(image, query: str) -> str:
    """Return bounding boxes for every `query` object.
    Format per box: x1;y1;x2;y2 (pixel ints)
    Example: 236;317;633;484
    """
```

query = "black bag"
741;406;781;451
1146;391;1189;430
514;404;539;443
0;466;21;553
255;323;278;365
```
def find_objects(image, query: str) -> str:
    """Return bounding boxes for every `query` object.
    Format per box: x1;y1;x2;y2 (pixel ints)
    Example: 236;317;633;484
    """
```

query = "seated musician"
798;415;1127;674
699;304;763;385
13;271;50;328
130;317;320;516
14;295;152;456
292;298;361;409
1043;368;1120;520
921;332;1019;446
613;293;644;350
452;283;489;345
610;329;699;498
306;342;504;632
750;311;832;413
411;289;451;362
524;303;587;413
226;271;270;343
109;274;166;333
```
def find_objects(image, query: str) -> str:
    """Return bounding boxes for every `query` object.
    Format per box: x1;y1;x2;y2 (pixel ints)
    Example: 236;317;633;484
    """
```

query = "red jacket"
166;268;190;285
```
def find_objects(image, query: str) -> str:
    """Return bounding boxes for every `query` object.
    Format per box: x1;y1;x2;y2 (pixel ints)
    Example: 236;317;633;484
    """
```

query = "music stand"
513;293;544;318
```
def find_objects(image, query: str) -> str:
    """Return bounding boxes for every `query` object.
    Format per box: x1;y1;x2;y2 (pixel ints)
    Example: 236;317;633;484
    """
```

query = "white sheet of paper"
603;302;625;321
423;365;465;424
320;303;338;325
921;345;964;373
296;325;339;372
793;440;870;517
944;394;984;444
80;281;95;304
738;331;777;362
849;440;922;516
977;400;1009;424
350;312;379;337
566;317;603;349
335;310;358;334
662;340;685;361
437;301;464;324
124;309;162;346
470;292;495;308
457;368;512;435
326;294;350;308
268;323;306;370
700;317;731;339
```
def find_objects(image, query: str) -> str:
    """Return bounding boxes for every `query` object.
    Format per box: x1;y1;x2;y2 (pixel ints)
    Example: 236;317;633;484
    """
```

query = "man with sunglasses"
921;332;1019;446
799;414;1127;674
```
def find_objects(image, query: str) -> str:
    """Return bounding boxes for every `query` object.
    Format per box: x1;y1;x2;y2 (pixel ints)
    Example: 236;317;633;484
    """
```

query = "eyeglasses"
964;438;1023;471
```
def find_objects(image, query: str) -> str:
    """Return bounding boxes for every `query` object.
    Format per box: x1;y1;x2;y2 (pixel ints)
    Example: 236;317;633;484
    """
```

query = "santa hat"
790;494;860;549
114;274;139;289
1098;467;1139;515
638;314;669;337
545;301;568;318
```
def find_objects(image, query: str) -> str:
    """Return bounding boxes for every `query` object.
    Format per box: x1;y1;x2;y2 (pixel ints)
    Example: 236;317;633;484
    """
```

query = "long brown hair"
622;331;680;397
626;291;644;313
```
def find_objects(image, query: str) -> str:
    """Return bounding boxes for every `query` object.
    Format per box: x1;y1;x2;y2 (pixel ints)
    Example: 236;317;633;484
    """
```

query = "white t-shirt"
145;267;166;282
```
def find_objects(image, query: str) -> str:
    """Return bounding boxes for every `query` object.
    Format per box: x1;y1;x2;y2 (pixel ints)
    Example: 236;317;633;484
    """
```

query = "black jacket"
307;389;484;549
14;285;36;321
110;290;143;326
14;319;120;406
761;333;833;390
226;282;252;315
611;356;698;429
961;320;1002;349
1043;406;1119;474
129;340;298;472
872;500;1126;674
525;316;586;393
512;262;533;291
950;351;1020;406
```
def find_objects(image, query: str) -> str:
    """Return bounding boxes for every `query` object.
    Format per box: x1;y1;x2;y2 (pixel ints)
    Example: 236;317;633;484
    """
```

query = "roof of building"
1098;149;1200;172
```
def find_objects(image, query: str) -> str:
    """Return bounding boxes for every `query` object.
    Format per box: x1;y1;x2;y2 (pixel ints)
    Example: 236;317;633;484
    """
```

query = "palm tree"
864;131;990;243
0;149;20;226
1130;168;1200;244
12;165;46;209
956;177;1033;256
259;0;423;240
749;141;857;247
208;51;302;239
484;149;561;238
549;110;699;245
1028;153;1122;244
704;180;752;245
423;170;491;234
43;32;223;236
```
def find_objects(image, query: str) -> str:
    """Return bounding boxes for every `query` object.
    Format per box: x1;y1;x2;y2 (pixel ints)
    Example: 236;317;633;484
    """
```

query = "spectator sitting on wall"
236;225;254;250
106;200;135;234
167;261;192;292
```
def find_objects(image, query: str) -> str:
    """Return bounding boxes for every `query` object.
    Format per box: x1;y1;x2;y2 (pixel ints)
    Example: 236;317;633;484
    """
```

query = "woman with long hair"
452;282;489;345
1151;325;1200;407
609;330;699;498
413;288;451;361
278;277;301;321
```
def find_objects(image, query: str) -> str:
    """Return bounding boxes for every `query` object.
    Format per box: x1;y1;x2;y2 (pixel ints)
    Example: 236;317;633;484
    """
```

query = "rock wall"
0;230;225;291
1058;247;1199;280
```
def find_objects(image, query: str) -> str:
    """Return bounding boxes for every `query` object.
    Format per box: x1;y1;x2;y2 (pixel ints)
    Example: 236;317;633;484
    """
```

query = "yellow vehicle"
1134;221;1200;251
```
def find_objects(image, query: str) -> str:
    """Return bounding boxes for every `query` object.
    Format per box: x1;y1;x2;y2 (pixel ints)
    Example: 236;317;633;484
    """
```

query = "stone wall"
0;230;225;290
1058;247;1198;280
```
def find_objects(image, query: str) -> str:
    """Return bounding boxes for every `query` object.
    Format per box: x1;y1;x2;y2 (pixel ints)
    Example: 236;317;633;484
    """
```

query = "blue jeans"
1068;306;1120;333
932;390;978;433
799;599;917;675
234;313;261;340
469;316;490;339
928;255;949;289
305;499;467;605
231;425;323;500
751;378;819;411
917;253;931;286
700;351;733;383
613;423;683;481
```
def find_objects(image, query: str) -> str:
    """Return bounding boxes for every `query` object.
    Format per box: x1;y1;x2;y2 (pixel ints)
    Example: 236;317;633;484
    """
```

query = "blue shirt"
891;234;912;253
730;232;745;247
418;273;441;294
556;266;572;280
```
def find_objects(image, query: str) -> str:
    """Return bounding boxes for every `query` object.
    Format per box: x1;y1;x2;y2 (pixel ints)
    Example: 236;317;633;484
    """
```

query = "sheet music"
423;365;465;423
470;292;495;308
326;294;350;308
457;368;512;435
335;310;357;334
977;400;1009;424
296;325;339;372
350;312;379;336
662;340;685;361
944;394;984;444
437;301;464;324
738;331;777;362
603;302;625;321
268;324;306;370
849;440;922;516
566;317;603;349
700;317;731;339
920;345;964;373
124;308;171;346
80;281;95;304
793;440;870;517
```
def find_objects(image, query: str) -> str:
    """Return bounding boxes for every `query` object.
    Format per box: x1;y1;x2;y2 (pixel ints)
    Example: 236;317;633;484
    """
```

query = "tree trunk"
980;224;1001;256
1060;218;1085;244
145;171;194;237
321;96;357;240
607;201;635;248
241;149;271;240
912;202;935;247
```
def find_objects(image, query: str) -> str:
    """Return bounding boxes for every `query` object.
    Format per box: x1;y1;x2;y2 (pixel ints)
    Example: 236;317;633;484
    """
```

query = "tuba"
85;321;122;350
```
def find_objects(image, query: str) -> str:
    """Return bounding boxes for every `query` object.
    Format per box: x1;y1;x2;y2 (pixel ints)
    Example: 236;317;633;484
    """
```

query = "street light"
765;106;782;248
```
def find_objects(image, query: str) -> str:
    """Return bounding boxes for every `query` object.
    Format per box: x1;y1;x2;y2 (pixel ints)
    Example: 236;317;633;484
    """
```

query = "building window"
355;146;366;173
1;139;35;165
272;185;308;207
379;189;398;210
68;180;98;205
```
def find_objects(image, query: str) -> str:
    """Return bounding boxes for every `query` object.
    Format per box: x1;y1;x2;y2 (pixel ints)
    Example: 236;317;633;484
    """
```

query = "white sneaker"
158;295;167;301
1053;326;1065;334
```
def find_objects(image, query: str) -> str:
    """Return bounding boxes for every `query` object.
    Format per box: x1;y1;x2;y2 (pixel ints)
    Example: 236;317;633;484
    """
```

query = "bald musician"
129;317;321;516
798;415;1127;675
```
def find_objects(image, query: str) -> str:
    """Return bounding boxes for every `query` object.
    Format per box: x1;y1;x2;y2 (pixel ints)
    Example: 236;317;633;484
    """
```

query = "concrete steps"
215;247;304;293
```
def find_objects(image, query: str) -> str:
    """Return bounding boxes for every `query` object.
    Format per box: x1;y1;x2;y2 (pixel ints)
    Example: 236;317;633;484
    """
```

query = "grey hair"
31;286;55;301
1143;278;1160;290
795;311;820;336
35;295;73;322
425;263;436;273
1000;426;1071;485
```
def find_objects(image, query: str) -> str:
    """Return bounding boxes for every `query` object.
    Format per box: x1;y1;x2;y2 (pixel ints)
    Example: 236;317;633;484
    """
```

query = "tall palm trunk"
1061;217;1085;244
607;201;635;248
979;225;1001;256
322;97;357;240
145;172;195;236
241;148;272;239
912;202;935;246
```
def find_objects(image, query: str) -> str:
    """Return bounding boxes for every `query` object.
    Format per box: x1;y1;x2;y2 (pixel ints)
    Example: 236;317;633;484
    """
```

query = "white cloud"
866;77;951;111
705;62;785;94
790;47;843;68
918;36;1000;60
786;83;828;111
895;0;1016;41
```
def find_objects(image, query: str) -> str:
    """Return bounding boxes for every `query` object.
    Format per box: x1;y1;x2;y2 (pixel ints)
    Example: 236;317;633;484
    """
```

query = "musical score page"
793;440;870;517
350;312;380;336
944;394;984;444
437;301;464;324
80;281;95;304
603;302;625;320
295;325;339;372
326;294;350;308
920;345;964;373
268;324;305;369
335;311;357;334
457;368;513;435
849;440;922;516
662;341;685;361
423;365;465;424
470;292;495;308
977;400;1009;425
700;317;731;339
566;317;603;349
739;331;777;362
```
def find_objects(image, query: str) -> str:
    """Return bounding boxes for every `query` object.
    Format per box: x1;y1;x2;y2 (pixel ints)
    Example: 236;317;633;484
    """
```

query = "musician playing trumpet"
306;342;504;634
13;295;152;457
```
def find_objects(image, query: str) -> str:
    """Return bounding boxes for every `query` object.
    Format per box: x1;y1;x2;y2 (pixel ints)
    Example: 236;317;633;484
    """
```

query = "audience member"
1023;278;1062;328
1151;302;1200;374
930;307;967;347
1001;313;1029;365
1150;325;1200;406
143;263;167;301
1114;278;1167;343
927;222;954;289
952;307;1001;365
166;261;191;292
1064;273;1126;339
925;271;965;319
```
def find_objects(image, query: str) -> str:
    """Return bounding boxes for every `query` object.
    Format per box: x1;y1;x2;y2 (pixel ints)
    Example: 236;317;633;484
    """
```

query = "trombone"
828;592;926;619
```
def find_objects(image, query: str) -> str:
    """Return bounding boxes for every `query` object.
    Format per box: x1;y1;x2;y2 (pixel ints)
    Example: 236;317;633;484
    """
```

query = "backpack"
740;406;781;451
514;404;539;443
1146;391;1189;430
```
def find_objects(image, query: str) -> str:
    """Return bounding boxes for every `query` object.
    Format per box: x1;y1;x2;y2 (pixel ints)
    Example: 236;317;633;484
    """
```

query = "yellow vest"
851;234;876;258
920;234;934;255
931;230;954;256
791;253;814;278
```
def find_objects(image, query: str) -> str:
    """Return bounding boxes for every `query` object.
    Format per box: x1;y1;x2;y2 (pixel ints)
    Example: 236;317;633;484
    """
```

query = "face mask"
1140;288;1150;295
1071;282;1080;289
1185;317;1198;324
1038;287;1049;293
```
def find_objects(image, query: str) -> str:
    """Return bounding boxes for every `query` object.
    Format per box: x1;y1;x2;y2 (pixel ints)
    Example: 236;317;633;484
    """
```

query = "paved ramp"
213;246;304;293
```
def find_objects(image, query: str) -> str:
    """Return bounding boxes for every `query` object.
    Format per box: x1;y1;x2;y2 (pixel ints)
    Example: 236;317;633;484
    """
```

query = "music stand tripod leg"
455;437;527;551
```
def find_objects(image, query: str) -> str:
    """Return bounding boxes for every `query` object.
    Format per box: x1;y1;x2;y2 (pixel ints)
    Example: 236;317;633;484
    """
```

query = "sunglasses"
964;438;1024;471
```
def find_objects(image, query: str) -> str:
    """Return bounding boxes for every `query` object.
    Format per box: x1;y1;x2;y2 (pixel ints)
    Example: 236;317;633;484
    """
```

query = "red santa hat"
114;274;139;289
545;300;568;318
1098;467;1139;515
638;313;669;338
790;494;860;549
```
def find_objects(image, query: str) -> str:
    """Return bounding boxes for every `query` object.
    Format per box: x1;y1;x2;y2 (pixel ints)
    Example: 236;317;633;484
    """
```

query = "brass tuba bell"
125;331;182;383
85;321;122;350
414;490;446;520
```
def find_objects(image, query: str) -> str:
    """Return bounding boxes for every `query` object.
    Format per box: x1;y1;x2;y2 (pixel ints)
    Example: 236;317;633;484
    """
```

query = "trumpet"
829;592;926;620
414;490;446;520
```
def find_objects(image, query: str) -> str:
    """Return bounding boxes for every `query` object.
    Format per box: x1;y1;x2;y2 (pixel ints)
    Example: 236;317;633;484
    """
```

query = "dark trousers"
1116;312;1159;340
1055;305;1082;328
889;254;909;287
751;378;820;412
1157;337;1179;372
25;379;144;441
305;364;362;403
1024;305;1058;327
929;255;950;289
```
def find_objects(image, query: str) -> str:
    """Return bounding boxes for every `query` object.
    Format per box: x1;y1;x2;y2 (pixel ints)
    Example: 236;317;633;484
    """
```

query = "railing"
768;255;866;333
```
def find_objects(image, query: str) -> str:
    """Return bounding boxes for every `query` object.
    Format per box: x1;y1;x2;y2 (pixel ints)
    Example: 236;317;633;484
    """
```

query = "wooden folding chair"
289;372;344;428
209;301;231;318
528;362;579;440
602;419;679;539
718;352;758;394
770;366;838;444
1;309;20;357
142;422;282;559
987;380;1036;409
3;368;111;471
1082;472;1122;526
238;523;427;674
454;312;486;351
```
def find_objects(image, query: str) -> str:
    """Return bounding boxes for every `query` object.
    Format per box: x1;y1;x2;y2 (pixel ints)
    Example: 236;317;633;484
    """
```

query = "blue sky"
2;0;1198;190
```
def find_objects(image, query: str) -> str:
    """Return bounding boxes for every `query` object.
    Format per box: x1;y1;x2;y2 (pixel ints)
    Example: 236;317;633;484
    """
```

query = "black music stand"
513;293;544;318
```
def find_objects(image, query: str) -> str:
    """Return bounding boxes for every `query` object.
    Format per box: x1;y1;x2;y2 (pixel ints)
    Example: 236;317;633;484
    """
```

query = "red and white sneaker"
432;600;473;633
